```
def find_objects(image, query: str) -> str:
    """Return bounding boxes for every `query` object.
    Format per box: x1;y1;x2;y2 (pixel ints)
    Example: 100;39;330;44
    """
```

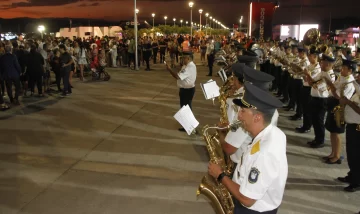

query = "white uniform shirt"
345;92;360;124
226;110;279;163
329;75;355;99
303;63;321;87
226;87;244;123
293;57;310;80
232;124;288;212
177;61;197;88
310;69;336;98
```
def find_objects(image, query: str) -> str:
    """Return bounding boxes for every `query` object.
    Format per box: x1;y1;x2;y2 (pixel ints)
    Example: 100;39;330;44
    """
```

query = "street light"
189;1;194;37
205;13;209;35
199;9;203;31
173;18;176;26
152;13;155;28
38;25;45;39
180;19;183;27
164;16;167;25
239;15;243;31
134;7;139;70
186;21;188;25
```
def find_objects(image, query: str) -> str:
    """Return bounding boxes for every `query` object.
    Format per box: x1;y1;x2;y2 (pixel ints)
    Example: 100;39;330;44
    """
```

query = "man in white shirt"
209;82;287;214
338;67;360;192
307;54;336;148
165;53;197;132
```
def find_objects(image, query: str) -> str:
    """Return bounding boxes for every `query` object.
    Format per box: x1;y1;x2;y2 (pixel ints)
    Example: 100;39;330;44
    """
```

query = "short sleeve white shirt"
232;124;288;212
177;61;197;88
303;63;321;87
226;110;279;163
329;75;355;99
310;70;336;98
345;93;360;124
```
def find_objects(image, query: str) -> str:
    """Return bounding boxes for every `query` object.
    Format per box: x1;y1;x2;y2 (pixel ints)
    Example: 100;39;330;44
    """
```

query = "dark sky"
1;0;359;27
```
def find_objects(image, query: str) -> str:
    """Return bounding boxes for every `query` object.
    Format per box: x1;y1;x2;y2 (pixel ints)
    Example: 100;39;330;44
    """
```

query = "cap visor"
233;98;248;108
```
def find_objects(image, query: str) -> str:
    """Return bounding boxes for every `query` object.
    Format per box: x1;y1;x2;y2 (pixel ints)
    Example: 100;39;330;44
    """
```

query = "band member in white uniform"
307;54;336;148
209;82;287;214
220;64;279;166
338;67;360;192
296;47;321;133
323;59;356;164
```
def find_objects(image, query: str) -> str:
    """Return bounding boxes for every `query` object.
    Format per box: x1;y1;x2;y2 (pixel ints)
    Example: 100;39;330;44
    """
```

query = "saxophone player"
323;59;356;164
209;82;287;214
337;66;360;192
218;64;278;169
297;47;321;133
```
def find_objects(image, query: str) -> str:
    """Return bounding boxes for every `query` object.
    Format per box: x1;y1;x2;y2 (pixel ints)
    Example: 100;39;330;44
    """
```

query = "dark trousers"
0;79;5;96
144;54;150;69
208;66;213;75
270;64;277;90
275;66;282;93
5;78;21;102
288;77;295;107
179;87;195;110
54;71;62;90
281;70;290;101
62;70;71;94
234;199;278;214
301;86;312;129
263;60;270;74
160;50;166;63
128;53;135;69
29;75;43;95
311;97;327;143
153;50;158;63
292;79;303;116
346;124;360;185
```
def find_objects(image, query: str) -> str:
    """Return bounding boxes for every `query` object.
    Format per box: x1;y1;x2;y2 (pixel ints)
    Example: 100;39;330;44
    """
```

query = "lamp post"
205;13;209;35
186;21;188;26
239;16;243;31
152;13;155;28
173;18;176;27
180;19;183;27
164;16;167;25
189;1;194;37
134;7;139;70
199;9;203;31
38;25;45;39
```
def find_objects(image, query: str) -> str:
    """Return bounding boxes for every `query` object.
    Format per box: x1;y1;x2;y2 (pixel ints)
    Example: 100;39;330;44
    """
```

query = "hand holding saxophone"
208;162;223;179
339;97;350;105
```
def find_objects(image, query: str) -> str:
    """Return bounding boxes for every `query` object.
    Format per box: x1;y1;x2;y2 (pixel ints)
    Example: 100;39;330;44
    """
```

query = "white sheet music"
218;69;227;82
200;80;220;100
174;105;199;135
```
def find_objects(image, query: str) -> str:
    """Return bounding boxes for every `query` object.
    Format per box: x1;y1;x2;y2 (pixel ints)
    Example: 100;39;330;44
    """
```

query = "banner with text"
249;2;275;41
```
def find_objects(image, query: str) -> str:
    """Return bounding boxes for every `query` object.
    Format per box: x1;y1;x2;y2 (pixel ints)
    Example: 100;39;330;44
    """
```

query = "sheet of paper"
200;80;220;100
173;105;199;135
218;69;227;82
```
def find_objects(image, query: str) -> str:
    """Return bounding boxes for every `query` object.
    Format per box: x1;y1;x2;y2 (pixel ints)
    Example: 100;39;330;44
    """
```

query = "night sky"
0;0;359;27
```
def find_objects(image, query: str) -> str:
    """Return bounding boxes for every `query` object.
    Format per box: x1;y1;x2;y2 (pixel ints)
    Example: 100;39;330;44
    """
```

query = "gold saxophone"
333;82;354;128
197;121;243;214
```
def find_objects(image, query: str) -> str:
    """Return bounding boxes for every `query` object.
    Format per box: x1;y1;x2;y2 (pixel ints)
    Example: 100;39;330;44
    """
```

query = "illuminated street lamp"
189;1;194;37
38;25;45;38
186;21;188;26
173;18;176;26
134;7;139;70
164;16;167;25
199;9;203;31
152;13;155;28
180;19;183;27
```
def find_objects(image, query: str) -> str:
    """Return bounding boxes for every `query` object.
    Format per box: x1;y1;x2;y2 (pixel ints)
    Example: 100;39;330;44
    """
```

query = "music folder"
218;69;227;82
173;105;199;135
200;80;220;100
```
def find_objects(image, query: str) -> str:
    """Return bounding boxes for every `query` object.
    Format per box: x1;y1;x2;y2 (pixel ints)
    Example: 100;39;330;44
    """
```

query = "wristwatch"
217;172;227;183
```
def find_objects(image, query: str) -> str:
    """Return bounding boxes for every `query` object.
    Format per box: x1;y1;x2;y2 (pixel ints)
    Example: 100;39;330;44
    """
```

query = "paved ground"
0;54;359;214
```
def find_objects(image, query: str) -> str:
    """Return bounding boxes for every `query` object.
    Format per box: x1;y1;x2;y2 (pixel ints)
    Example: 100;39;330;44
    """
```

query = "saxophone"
333;81;355;128
197;121;242;214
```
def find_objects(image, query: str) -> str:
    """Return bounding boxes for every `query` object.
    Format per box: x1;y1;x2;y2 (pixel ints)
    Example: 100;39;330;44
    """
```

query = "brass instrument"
197;121;243;214
333;55;343;72
303;28;320;46
333;81;354;128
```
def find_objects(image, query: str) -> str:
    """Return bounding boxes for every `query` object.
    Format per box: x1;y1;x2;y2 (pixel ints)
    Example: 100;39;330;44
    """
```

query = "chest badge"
248;167;260;184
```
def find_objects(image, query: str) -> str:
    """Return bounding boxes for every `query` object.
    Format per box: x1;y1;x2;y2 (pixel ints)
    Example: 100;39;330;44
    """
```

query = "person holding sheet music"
166;52;197;132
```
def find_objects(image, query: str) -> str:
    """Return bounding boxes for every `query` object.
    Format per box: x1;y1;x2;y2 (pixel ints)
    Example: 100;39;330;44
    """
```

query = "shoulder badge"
248;167;260;184
250;140;260;155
